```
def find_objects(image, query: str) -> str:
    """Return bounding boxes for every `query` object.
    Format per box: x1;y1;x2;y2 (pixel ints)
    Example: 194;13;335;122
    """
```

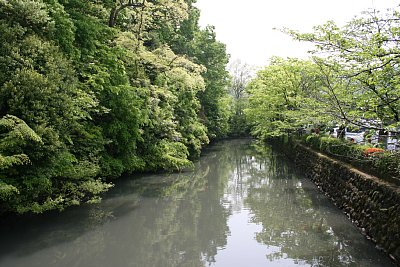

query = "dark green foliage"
373;152;400;181
0;0;231;213
304;135;366;159
192;27;231;139
229;110;250;137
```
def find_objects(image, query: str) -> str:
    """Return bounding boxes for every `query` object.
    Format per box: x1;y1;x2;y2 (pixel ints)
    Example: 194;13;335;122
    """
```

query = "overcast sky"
194;0;399;67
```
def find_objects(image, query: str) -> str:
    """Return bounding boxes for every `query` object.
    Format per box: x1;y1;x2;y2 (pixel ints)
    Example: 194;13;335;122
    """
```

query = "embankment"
285;143;400;264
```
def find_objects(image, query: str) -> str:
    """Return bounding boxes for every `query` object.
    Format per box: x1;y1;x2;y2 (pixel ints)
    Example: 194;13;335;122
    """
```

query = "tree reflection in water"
0;140;235;267
232;141;392;267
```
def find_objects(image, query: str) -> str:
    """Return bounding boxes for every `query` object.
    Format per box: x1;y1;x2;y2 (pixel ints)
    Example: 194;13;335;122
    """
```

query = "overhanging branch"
109;0;145;27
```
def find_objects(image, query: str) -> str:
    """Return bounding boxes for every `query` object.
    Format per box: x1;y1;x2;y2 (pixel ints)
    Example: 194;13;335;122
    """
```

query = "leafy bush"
305;135;366;159
302;134;400;184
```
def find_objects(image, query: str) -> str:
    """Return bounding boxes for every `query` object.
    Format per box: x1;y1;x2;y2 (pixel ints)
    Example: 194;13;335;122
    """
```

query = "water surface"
0;139;395;267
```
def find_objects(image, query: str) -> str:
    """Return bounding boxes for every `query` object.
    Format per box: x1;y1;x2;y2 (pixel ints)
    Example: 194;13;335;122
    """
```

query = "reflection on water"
0;139;395;267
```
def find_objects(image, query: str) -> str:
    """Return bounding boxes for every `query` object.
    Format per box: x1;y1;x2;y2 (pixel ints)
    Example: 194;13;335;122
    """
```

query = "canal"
0;139;395;267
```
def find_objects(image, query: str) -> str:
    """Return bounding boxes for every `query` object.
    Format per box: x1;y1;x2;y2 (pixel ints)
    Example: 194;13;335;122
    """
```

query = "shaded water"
0;139;395;267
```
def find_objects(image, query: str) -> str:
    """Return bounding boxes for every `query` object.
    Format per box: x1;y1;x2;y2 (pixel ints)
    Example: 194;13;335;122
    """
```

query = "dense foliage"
246;57;322;138
303;134;400;185
247;8;400;139
0;0;232;213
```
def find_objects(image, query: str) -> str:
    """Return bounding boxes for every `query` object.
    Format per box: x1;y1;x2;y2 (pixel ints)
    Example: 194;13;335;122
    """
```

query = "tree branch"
346;54;400;78
109;0;145;27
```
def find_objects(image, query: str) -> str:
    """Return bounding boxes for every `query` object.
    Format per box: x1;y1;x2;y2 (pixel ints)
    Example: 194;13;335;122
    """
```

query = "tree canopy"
0;0;232;213
248;8;400;139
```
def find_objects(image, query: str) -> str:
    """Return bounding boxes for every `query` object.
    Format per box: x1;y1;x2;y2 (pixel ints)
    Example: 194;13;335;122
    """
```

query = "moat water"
0;139;395;267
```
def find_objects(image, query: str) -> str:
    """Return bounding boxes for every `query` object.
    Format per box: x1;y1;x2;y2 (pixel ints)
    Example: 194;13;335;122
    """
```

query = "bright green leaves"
285;8;400;131
109;31;207;173
0;0;51;33
246;58;323;139
0;114;41;173
152;46;208;156
0;0;231;214
251;8;400;140
0;115;42;203
143;139;192;171
136;44;208;163
0;182;19;202
0;115;42;147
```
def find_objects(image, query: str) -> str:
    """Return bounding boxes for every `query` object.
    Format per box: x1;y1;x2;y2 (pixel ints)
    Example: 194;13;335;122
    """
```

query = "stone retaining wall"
289;143;400;264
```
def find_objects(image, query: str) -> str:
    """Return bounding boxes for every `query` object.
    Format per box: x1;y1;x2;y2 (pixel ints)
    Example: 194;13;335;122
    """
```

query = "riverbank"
281;141;400;265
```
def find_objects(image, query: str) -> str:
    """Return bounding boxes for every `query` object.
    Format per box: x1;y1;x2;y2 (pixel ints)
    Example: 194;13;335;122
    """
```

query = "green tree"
228;60;253;136
246;57;323;139
192;26;231;139
0;0;112;213
0;0;232;214
152;2;232;141
285;8;400;133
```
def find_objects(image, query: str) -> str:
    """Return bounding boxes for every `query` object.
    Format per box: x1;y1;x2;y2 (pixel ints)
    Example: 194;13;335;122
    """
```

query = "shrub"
301;134;400;184
304;134;365;159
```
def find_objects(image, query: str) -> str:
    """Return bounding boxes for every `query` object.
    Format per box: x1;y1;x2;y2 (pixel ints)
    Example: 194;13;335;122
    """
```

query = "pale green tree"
284;8;400;133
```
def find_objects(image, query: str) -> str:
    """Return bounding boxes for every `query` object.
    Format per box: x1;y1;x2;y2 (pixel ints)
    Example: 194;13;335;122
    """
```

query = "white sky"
194;0;400;67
